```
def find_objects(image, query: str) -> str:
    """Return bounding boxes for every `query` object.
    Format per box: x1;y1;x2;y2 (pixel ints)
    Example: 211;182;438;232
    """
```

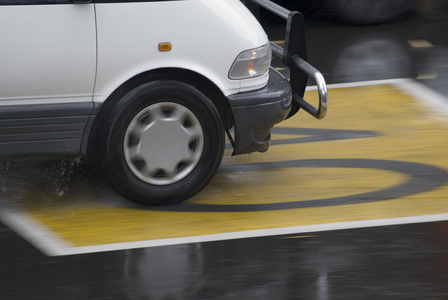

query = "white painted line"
8;213;448;256
1;78;448;256
0;209;72;256
305;78;411;90
408;39;434;49
306;78;448;119
394;78;448;119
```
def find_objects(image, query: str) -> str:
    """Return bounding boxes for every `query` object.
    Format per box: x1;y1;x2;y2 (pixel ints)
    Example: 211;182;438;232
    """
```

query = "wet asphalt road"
2;221;448;299
1;2;448;299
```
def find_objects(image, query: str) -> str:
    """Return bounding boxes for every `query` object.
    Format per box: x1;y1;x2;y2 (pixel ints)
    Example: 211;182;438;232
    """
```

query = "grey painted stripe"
0;102;93;119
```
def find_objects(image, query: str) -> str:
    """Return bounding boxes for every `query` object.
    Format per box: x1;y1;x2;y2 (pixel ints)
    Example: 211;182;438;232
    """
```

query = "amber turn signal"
158;42;172;52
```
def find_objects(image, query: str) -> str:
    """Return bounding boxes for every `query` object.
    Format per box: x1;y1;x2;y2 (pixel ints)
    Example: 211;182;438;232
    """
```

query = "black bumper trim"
0;102;93;156
227;67;291;155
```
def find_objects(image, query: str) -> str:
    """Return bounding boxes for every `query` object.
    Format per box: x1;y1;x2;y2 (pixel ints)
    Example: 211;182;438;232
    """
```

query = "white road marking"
1;78;447;256
2;208;448;256
0;209;72;256
408;39;434;49
307;78;448;119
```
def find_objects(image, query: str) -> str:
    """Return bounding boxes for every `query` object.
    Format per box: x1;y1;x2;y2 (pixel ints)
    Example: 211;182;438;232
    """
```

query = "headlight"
229;43;272;80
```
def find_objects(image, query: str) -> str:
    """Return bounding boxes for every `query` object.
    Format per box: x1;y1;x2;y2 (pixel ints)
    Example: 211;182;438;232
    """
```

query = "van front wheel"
105;81;225;205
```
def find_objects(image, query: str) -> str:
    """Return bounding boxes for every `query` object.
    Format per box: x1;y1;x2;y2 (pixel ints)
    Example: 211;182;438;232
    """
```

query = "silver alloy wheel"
123;102;204;185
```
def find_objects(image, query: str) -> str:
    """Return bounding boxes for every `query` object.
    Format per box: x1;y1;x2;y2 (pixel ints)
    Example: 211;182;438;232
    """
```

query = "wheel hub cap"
124;102;204;185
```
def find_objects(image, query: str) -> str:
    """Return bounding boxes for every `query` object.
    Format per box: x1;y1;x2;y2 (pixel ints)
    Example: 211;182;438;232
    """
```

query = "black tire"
104;80;225;205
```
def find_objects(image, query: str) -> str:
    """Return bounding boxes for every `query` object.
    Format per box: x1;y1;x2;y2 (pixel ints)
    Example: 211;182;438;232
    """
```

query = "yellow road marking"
7;81;448;250
191;168;408;205
408;39;434;49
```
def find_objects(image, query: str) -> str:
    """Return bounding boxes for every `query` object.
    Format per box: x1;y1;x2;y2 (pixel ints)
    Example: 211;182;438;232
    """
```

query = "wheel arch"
85;68;234;158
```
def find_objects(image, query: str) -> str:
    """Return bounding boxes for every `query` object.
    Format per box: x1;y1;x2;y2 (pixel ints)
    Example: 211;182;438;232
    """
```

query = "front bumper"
227;0;328;155
227;67;292;155
246;0;328;119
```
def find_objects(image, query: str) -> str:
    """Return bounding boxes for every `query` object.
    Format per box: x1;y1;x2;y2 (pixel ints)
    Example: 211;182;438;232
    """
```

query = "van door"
0;1;96;155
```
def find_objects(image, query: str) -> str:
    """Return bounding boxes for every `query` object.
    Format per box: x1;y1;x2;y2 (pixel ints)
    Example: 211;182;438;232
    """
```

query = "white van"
0;0;327;205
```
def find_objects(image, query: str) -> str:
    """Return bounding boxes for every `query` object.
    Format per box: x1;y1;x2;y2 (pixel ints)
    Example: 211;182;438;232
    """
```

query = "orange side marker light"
158;42;172;52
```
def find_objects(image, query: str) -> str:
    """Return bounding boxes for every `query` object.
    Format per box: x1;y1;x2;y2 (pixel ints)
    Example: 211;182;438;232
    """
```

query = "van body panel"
0;3;96;156
94;0;269;100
